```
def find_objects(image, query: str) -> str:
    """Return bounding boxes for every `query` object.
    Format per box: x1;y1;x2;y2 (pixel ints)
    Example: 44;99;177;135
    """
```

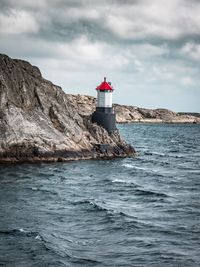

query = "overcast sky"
0;0;200;112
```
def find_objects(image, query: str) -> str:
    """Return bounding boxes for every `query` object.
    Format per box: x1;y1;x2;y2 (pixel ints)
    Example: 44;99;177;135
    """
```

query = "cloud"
0;0;200;111
0;9;39;34
0;0;47;11
129;44;169;58
105;0;200;40
147;65;175;83
180;42;200;61
180;76;196;86
2;0;200;41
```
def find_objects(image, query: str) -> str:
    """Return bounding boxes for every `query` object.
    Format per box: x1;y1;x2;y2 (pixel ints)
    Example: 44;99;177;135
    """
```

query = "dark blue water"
0;124;200;267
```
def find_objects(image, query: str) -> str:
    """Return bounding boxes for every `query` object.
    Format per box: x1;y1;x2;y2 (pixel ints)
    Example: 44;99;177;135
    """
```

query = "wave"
123;163;156;171
122;163;135;168
122;164;150;171
111;178;139;187
187;170;200;174
134;188;169;198
169;155;184;159
122;164;166;178
144;150;186;159
170;140;179;143
169;148;180;153
43;244;101;265
71;199;111;213
0;228;44;240
0;228;101;265
70;199;140;223
110;178;170;200
122;163;162;171
28;187;58;195
37;232;101;265
144;151;166;156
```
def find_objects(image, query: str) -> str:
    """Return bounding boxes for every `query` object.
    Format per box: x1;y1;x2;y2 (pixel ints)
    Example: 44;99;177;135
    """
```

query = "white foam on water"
35;235;42;240
122;163;150;171
151;152;166;156
19;228;26;233
122;163;134;168
111;178;125;183
171;139;179;143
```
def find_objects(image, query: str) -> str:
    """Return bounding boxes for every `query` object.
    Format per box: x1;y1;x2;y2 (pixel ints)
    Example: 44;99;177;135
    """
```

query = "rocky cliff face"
68;95;200;124
0;54;134;163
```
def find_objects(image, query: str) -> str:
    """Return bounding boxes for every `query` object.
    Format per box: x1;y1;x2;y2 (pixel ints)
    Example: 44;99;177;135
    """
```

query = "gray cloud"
1;0;200;42
0;0;200;111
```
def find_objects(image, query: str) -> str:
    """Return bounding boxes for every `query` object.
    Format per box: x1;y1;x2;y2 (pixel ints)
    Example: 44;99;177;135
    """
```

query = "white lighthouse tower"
92;77;116;133
97;77;113;110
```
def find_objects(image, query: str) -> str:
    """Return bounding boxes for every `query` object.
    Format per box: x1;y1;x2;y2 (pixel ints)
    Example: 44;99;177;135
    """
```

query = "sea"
0;124;200;267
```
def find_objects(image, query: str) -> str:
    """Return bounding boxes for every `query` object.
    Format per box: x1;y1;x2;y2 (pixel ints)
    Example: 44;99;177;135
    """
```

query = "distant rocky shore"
0;54;134;163
67;94;200;124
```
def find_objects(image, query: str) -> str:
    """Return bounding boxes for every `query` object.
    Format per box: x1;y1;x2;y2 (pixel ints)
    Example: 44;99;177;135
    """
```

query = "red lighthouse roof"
96;77;114;91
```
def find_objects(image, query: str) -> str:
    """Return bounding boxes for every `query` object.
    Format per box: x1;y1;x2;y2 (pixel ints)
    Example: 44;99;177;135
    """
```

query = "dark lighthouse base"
92;108;116;134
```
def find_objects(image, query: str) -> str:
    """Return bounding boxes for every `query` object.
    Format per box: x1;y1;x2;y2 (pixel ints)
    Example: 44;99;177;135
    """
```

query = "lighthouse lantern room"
92;77;116;133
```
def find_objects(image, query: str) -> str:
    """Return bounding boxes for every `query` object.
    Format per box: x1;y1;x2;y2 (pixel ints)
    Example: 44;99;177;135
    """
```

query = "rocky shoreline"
0;145;134;164
67;94;200;124
0;54;135;163
1;53;198;163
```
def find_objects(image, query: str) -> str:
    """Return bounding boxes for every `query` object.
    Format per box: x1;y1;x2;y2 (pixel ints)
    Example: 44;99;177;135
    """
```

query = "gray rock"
0;54;135;163
68;94;200;124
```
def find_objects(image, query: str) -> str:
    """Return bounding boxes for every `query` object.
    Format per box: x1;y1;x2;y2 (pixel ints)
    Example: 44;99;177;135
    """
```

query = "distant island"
0;54;134;163
67;95;200;124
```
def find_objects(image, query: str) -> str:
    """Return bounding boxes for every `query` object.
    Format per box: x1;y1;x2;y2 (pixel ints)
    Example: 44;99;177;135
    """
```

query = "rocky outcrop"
116;106;200;124
68;95;200;124
0;54;135;163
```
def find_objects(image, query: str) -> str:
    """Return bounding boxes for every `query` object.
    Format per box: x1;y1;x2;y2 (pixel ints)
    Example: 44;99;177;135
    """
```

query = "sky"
0;0;200;112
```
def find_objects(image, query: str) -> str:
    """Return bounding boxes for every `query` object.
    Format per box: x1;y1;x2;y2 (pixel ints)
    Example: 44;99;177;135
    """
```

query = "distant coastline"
67;94;200;124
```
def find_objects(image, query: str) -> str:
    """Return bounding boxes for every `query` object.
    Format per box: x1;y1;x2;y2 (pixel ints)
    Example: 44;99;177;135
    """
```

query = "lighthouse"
92;77;116;133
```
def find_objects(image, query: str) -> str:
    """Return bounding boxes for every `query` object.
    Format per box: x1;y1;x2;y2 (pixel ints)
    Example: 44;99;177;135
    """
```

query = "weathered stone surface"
68;94;200;124
0;54;135;163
